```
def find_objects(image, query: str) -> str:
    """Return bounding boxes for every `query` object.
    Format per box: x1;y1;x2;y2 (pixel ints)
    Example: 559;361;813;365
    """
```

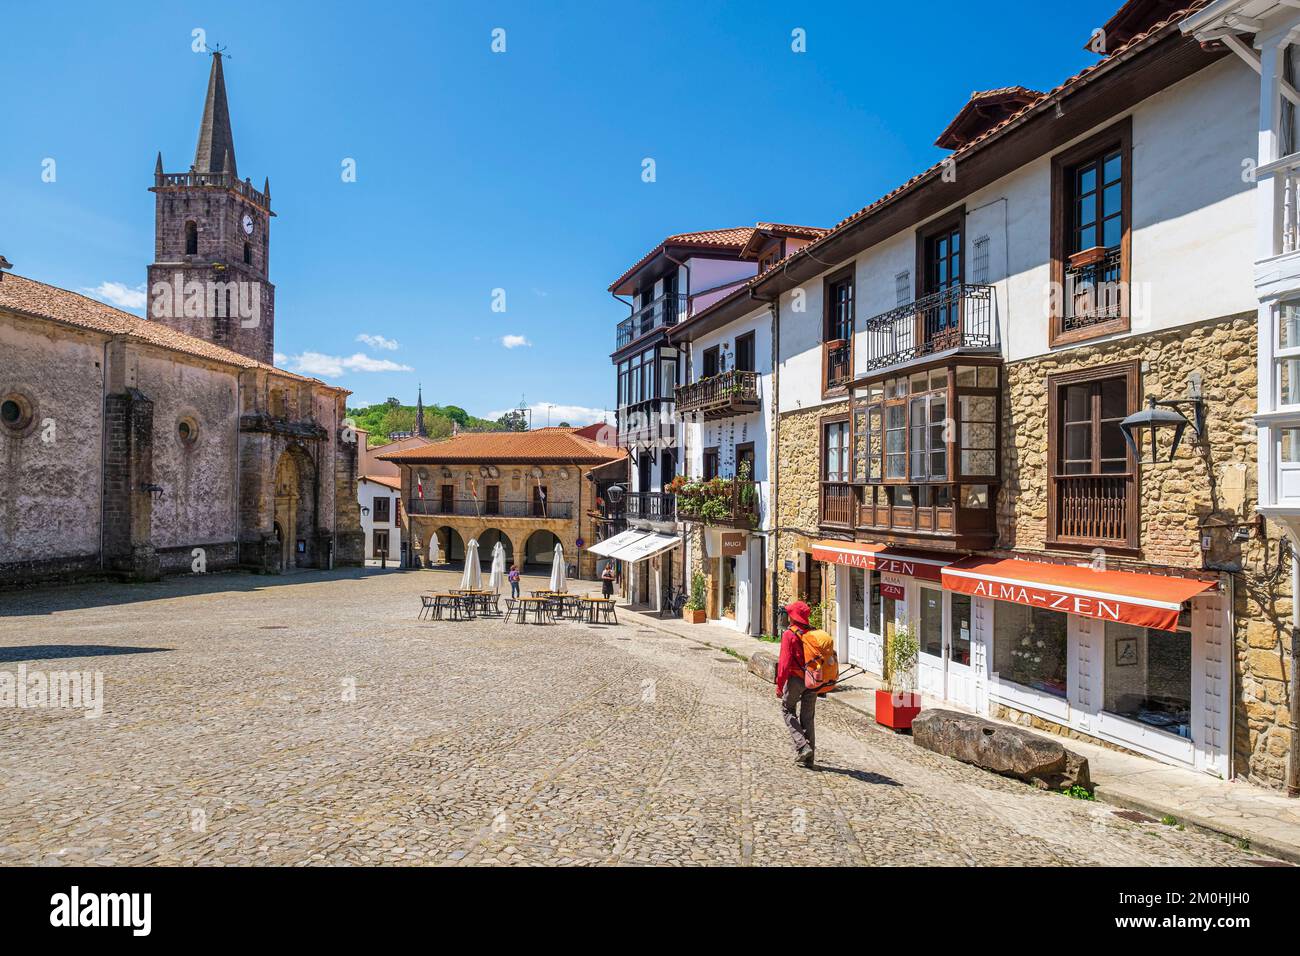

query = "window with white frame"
1278;302;1300;408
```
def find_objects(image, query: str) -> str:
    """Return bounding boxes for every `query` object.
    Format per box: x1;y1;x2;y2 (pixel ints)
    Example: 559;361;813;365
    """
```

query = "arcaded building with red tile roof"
378;428;626;575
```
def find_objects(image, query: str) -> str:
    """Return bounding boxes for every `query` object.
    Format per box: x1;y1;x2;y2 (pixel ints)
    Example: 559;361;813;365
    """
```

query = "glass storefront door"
946;592;976;709
916;586;946;699
843;566;885;675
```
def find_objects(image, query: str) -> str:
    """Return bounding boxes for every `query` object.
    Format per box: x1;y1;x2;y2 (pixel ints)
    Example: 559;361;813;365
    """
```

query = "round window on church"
0;394;34;435
177;416;199;448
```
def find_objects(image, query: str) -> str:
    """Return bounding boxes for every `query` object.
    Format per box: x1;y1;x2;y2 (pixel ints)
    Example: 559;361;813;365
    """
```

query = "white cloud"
356;333;399;351
501;334;531;349
273;352;288;366
487;402;610;427
84;281;146;311
282;351;413;377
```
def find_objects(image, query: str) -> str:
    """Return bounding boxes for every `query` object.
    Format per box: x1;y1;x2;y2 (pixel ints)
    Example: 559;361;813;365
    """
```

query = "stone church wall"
0;316;105;580
139;347;241;553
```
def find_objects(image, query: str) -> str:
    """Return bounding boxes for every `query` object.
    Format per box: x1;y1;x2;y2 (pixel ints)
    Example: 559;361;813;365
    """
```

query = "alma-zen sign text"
813;546;944;581
946;575;1181;632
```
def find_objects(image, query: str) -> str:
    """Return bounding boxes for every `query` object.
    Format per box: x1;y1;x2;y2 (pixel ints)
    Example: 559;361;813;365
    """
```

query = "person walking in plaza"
777;600;817;767
601;561;616;599
508;563;521;600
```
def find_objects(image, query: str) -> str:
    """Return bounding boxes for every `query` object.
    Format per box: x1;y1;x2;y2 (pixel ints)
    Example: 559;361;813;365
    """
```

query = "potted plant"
683;571;707;624
876;624;922;731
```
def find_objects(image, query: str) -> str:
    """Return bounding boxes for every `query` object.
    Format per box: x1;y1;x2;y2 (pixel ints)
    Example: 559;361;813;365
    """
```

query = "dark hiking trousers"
781;675;817;755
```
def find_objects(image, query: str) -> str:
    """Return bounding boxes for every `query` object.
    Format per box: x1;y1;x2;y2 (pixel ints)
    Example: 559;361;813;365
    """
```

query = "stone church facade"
0;52;363;586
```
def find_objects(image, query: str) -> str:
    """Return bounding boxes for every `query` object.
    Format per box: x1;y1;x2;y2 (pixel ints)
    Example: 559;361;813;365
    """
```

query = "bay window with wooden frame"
1049;118;1131;346
822;268;855;396
1046;360;1140;549
840;358;1000;548
820;414;854;527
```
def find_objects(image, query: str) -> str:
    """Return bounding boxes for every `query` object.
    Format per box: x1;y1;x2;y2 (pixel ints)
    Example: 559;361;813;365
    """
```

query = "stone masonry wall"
1002;313;1292;789
774;401;848;630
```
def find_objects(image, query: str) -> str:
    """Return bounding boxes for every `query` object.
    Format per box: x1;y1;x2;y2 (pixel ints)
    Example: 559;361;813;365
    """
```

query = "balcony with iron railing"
824;340;852;391
1061;247;1124;334
672;478;759;529
860;284;997;373
408;498;574;520
625;491;677;523
616;293;688;350
675;369;760;420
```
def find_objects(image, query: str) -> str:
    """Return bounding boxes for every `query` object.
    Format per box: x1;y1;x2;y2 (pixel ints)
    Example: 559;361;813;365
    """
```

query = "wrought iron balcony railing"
675;369;760;419
616;293;689;349
1062;247;1123;332
625;492;676;522
860;283;996;373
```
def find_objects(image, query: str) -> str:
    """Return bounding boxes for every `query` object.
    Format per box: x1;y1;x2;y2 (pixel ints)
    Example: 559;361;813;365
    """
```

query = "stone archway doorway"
273;445;317;570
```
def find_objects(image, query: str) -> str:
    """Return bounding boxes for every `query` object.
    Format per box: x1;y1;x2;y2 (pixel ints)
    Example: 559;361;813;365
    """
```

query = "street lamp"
1120;394;1207;464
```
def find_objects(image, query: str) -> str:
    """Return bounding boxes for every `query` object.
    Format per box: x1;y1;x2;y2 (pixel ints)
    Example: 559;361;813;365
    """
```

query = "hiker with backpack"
776;601;816;766
777;600;835;768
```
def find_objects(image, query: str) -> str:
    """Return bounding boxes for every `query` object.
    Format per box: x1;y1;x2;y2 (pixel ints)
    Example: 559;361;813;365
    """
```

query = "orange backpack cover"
800;628;839;695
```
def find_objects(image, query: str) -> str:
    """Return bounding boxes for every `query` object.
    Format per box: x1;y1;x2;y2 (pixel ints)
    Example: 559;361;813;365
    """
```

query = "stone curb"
624;610;1300;866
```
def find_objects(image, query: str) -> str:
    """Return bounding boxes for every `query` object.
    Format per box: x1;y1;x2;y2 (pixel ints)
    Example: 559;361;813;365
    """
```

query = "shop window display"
1103;613;1192;739
994;603;1067;697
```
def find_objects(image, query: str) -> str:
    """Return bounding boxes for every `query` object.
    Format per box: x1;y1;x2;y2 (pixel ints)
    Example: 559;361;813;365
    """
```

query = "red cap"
784;601;811;628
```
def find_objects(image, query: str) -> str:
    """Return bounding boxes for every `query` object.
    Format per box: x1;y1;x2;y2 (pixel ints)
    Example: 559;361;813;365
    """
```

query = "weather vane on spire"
207;42;230;59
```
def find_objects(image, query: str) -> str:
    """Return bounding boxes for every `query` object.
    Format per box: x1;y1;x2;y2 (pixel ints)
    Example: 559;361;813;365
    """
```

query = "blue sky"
1;0;1122;424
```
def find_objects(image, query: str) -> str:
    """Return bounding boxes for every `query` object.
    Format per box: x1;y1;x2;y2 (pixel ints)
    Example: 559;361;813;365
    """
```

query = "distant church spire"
194;51;237;178
415;385;427;438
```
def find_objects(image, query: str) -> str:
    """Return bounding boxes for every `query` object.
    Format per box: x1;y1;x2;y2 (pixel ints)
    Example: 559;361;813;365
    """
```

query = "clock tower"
148;51;276;364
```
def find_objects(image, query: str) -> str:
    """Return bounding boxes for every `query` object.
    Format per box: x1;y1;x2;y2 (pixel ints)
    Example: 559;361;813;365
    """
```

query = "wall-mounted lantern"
1120;394;1207;464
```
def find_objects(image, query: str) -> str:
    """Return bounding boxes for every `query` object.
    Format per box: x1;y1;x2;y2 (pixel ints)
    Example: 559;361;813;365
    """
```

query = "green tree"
496;409;529;431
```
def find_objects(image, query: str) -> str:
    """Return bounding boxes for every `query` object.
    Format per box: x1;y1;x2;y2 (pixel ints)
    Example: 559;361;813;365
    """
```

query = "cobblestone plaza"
0;570;1278;866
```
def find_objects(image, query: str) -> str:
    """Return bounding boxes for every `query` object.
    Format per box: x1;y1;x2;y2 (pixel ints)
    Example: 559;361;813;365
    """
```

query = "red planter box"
876;690;922;730
684;609;706;624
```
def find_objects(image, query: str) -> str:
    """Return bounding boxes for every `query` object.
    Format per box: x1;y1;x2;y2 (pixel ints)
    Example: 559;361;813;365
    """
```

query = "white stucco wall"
358;478;401;561
778;55;1259;410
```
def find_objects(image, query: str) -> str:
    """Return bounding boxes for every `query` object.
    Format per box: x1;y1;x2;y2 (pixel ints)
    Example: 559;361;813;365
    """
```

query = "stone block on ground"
747;650;777;684
912;709;1092;792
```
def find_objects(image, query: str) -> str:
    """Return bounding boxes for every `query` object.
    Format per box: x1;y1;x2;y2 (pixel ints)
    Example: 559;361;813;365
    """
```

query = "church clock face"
241;213;255;236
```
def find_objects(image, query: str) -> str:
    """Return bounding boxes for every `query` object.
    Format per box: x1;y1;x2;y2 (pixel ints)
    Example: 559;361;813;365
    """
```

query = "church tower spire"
415;385;427;438
194;51;237;178
148;51;275;365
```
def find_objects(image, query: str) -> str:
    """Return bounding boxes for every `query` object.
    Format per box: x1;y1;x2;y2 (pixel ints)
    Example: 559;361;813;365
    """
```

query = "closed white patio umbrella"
428;536;442;566
461;538;482;590
489;541;506;593
549;542;567;593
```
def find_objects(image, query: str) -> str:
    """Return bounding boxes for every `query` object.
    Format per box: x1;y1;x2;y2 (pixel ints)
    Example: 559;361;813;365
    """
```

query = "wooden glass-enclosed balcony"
818;357;1001;550
675;369;760;420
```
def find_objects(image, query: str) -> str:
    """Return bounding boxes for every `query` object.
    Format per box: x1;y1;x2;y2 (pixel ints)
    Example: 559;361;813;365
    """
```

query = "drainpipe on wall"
663;250;691;592
751;287;780;636
1291;551;1300;796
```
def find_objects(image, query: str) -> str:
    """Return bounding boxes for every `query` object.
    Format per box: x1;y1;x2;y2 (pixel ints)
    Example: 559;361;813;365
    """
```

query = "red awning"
941;556;1216;632
809;540;951;582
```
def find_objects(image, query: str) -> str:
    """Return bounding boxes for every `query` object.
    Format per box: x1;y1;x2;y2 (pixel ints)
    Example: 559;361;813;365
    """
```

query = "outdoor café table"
513;597;550;624
583;597;618;625
427;593;465;621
